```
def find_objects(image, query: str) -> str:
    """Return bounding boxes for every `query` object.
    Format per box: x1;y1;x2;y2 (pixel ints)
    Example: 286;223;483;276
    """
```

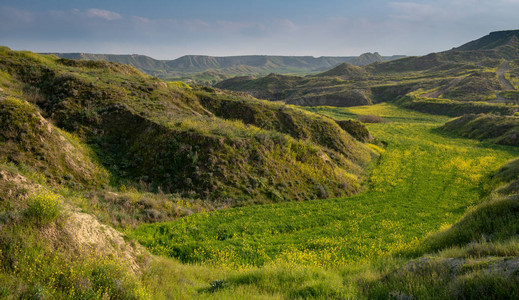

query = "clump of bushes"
25;190;61;225
83;189;206;229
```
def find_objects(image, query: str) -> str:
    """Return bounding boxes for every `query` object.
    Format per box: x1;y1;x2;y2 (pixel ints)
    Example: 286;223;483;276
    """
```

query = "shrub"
357;114;385;123
25;191;61;225
90;260;147;299
335;119;373;142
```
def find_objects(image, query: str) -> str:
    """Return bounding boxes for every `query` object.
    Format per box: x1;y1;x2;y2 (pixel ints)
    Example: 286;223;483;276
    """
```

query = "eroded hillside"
0;46;375;207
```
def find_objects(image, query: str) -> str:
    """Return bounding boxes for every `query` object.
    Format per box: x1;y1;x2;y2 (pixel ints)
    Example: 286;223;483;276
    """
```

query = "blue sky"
1;0;518;59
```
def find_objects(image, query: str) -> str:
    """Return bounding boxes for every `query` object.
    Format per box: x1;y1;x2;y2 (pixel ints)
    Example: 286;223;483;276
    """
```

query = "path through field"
497;61;515;91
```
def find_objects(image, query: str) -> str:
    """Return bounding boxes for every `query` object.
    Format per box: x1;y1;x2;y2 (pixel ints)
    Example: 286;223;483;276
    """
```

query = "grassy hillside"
454;30;519;51
196;91;373;158
399;95;517;117
0;165;148;298
440;113;519;146
441;71;501;101
215;73;373;107
314;63;367;79
0;94;109;188
1;46;374;207
215;73;304;100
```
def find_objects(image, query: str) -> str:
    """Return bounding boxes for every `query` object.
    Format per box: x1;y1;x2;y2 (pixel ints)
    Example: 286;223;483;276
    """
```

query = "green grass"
131;103;519;269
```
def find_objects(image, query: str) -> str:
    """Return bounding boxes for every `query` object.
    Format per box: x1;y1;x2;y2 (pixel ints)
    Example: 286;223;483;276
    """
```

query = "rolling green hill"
1;46;374;207
440;113;519;146
315;63;367;79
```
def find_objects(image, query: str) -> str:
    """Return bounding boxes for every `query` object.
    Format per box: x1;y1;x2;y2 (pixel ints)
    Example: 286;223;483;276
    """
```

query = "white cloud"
85;8;122;21
132;16;150;24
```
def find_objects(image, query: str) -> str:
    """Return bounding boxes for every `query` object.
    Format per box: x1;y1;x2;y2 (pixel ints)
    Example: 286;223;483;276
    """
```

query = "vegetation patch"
335;119;373;142
440;113;519;146
357;114;386;123
400;96;516;117
24;190;61;226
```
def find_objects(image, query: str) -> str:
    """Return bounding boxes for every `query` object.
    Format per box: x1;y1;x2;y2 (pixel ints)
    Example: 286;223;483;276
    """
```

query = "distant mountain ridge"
43;52;406;80
215;30;519;109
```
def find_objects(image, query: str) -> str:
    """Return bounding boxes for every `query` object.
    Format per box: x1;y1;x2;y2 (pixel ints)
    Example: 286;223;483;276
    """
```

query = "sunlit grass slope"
131;104;519;268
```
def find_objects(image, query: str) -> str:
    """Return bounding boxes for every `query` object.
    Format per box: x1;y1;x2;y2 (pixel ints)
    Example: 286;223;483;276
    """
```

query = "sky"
1;0;518;59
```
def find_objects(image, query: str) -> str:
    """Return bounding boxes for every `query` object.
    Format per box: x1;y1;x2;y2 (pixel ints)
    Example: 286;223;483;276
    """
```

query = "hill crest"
315;63;367;79
452;29;519;51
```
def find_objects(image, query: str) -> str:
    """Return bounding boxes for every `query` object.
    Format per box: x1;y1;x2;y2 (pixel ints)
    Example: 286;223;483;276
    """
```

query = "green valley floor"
130;104;519;298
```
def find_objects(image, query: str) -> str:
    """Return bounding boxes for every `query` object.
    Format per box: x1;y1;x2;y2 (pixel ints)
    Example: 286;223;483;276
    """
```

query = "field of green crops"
130;103;519;270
